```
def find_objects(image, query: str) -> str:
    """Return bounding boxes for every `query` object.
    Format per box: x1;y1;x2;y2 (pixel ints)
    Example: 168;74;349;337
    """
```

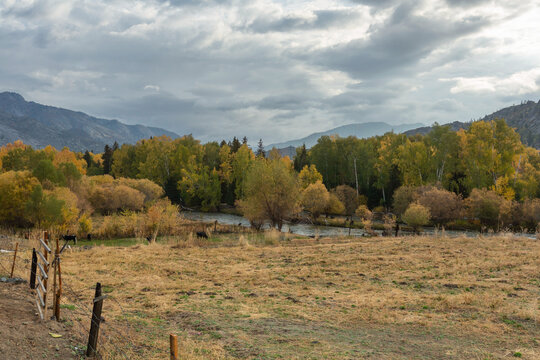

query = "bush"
417;187;462;225
87;183;145;214
466;188;511;230
145;199;180;242
355;205;372;221
519;198;540;230
300;181;329;220
325;193;345;215
402;203;431;233
115;178;164;203
356;204;374;234
78;213;93;238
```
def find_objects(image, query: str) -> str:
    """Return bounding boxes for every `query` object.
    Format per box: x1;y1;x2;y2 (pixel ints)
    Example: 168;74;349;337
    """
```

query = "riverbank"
183;211;538;239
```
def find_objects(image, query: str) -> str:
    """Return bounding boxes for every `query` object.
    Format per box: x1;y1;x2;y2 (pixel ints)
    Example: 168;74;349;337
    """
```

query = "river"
181;211;536;239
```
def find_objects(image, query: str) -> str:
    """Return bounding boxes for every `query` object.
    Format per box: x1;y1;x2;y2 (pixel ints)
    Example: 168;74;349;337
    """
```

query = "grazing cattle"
196;231;209;239
62;235;77;244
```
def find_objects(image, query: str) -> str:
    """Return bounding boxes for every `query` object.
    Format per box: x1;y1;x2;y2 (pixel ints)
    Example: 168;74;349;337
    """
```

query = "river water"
181;211;536;239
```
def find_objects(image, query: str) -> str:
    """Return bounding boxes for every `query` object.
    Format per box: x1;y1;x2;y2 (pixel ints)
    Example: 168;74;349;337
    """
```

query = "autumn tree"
332;185;360;217
298;164;323;189
0;171;39;226
300;180;329;220
24;185;65;228
237;157;299;230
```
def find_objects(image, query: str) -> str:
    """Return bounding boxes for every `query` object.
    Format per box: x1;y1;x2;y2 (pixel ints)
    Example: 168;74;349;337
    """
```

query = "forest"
0;118;539;234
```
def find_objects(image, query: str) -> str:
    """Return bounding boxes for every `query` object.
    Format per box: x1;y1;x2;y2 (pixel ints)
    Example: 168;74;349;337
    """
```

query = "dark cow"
196;231;209;239
62;235;77;245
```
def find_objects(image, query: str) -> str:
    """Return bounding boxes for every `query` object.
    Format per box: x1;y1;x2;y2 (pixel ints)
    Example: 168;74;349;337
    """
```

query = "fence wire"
1;234;140;360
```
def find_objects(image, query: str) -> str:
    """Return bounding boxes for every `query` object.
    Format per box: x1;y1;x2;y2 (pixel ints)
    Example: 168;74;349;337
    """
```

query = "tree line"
0;118;538;233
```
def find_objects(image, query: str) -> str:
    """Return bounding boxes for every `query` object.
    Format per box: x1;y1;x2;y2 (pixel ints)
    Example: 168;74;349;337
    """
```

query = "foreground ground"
51;234;540;359
0;281;79;359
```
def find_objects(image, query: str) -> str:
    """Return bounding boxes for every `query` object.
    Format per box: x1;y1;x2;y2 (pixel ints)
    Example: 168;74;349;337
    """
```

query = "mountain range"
0;92;178;152
404;100;540;149
266;122;424;150
1;91;539;153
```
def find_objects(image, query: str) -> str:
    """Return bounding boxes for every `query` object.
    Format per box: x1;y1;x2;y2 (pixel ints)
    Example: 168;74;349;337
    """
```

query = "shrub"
417;187;462;225
356;205;374;235
519;198;540;230
115;178;164;203
402;203;431;233
325;193;345;216
466;188;511;230
300;181;329;220
145;199;180;242
87;183;145;214
78;213;93;238
355;205;372;221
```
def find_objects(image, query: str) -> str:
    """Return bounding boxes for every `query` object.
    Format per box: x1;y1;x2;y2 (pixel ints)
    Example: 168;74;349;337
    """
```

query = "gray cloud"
0;0;539;145
243;9;363;33
311;2;491;79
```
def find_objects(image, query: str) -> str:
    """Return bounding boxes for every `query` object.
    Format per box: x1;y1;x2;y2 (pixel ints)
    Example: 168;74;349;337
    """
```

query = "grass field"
59;233;539;359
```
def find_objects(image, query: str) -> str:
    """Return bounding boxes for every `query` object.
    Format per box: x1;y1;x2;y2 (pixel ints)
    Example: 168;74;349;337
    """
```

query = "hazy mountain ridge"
405;100;540;149
0;92;179;152
266;122;425;150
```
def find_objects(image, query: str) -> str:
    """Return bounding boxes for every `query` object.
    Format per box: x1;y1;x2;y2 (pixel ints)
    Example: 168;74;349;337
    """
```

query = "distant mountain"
266;121;424;150
0;92;179;152
405;100;540;149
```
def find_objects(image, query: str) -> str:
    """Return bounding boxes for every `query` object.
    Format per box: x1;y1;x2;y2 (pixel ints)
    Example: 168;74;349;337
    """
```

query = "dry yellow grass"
51;234;540;359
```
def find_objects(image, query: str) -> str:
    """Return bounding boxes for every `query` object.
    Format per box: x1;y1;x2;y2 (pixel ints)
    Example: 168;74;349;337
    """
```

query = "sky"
1;0;540;145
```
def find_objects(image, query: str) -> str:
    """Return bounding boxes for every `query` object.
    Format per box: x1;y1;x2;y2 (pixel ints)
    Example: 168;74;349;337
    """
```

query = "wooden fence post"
170;334;179;360
54;258;62;321
87;282;104;357
10;242;19;278
30;248;37;289
43;231;49;317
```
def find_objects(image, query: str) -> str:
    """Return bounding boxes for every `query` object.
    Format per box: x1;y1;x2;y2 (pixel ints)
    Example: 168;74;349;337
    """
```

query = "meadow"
52;232;540;359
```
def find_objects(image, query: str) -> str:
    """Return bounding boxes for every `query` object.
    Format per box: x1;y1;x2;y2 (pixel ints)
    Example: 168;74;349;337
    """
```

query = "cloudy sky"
1;0;539;144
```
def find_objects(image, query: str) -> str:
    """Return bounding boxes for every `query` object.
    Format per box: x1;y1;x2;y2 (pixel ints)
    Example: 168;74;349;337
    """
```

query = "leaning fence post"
30;248;37;289
87;282;104;357
170;334;179;360
54;254;62;321
10;242;19;278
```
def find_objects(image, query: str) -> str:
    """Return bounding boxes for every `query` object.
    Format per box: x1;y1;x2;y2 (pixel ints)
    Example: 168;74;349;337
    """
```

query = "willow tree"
237;157;299;231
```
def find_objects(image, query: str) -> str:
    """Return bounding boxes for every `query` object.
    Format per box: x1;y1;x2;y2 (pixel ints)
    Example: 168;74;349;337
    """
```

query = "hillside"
0;92;179;152
266;122;424;150
405;100;540;149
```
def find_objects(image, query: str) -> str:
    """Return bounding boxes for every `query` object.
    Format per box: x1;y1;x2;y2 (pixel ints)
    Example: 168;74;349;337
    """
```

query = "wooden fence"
1;231;183;359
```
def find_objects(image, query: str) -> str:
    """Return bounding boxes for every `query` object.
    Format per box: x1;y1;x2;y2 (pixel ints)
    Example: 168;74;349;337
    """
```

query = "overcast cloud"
1;0;539;144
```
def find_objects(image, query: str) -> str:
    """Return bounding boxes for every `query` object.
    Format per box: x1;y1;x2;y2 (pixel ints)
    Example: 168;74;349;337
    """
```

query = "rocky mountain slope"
0;92;178;151
405;100;540;149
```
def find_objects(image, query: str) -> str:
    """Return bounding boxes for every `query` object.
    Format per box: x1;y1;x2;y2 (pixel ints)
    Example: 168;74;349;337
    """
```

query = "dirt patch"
0;282;79;359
